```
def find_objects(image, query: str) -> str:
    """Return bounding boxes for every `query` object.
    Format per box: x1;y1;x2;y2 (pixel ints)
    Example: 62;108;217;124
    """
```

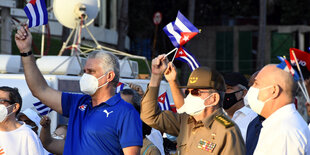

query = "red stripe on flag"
29;0;37;5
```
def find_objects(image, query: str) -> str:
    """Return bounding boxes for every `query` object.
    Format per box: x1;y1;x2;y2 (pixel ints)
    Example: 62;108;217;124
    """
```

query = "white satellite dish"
53;0;100;29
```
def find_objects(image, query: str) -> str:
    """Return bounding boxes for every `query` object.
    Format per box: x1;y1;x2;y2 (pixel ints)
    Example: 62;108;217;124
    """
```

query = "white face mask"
0;104;15;123
177;94;215;116
79;73;109;95
245;86;273;115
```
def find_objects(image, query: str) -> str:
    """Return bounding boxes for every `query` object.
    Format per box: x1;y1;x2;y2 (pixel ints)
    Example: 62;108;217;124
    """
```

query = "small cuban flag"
163;11;199;48
115;82;125;94
277;56;300;81
33;102;53;116
158;92;171;111
175;47;200;71
24;0;48;28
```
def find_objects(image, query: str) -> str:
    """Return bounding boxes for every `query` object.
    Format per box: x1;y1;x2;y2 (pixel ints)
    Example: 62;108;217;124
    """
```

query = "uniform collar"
187;108;224;129
104;93;122;106
203;108;224;129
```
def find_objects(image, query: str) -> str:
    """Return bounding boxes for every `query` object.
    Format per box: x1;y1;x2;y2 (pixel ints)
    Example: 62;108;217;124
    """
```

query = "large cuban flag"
158;92;171;111
175;47;200;71
277;56;300;81
24;0;48;28
163;11;199;48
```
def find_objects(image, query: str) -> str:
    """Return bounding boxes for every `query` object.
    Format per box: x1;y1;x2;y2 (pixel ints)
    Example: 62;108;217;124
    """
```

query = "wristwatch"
20;51;32;57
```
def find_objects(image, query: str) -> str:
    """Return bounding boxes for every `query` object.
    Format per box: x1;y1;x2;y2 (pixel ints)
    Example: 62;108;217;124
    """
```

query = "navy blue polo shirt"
61;92;143;155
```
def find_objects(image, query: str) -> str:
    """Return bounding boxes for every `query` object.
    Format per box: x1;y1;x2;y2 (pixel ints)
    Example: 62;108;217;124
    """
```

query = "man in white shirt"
246;64;310;155
0;86;45;155
222;72;257;142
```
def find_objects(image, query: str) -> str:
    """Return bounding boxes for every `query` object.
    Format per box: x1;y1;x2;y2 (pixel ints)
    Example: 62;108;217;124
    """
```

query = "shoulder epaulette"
215;115;234;128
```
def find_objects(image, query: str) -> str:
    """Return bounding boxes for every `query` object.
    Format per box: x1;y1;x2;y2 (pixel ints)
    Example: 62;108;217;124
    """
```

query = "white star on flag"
183;35;189;41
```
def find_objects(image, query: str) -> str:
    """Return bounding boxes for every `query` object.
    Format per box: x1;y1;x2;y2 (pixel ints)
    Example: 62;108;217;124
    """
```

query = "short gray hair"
88;50;120;87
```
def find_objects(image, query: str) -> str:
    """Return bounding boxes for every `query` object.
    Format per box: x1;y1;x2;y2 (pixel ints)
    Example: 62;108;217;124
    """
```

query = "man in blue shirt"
15;26;143;154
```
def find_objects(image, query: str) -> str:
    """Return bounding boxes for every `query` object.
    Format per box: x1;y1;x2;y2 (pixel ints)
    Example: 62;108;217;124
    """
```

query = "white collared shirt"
231;106;257;142
254;104;310;155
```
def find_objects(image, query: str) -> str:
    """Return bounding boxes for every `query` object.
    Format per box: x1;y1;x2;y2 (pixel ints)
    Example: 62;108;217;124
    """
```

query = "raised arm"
164;62;184;109
15;26;62;114
140;55;180;135
39;116;65;154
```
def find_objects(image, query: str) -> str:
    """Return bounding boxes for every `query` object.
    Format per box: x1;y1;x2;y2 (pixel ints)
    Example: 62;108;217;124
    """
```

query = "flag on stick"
175;47;200;71
24;0;48;28
277;56;300;81
158;92;171;111
116;82;126;94
33;102;52;116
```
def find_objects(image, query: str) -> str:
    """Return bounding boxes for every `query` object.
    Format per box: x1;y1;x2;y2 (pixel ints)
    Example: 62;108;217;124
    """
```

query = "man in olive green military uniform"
140;55;245;154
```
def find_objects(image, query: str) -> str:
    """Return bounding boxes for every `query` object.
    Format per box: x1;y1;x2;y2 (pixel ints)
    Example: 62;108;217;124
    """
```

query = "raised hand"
15;25;32;53
40;116;51;128
151;54;168;76
164;62;177;82
128;83;144;96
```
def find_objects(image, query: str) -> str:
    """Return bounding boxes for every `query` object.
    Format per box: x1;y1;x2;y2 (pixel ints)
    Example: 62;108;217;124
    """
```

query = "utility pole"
257;0;267;69
0;1;16;54
117;0;129;51
188;0;195;23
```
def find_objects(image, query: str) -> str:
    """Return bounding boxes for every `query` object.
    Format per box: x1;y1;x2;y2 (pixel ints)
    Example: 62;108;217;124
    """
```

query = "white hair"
88;50;120;87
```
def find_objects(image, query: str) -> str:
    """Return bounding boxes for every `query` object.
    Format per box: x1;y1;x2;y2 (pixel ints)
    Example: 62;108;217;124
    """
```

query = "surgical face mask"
0;104;15;123
79;73;109;95
223;90;243;110
245;86;273;115
177;94;215;116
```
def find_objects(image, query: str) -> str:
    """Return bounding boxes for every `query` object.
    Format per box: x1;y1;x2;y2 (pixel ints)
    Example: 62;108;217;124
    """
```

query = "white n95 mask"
245;86;273;115
177;94;215;116
79;73;109;95
0;104;15;123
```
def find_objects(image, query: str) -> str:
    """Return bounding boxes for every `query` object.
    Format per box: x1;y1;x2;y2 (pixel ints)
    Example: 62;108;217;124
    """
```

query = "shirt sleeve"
119;108;143;148
140;86;181;136
221;127;246;155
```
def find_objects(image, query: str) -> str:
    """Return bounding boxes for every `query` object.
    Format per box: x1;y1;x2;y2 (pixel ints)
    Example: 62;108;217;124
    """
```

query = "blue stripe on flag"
40;0;48;25
163;22;180;48
175;11;199;33
24;7;33;28
32;3;40;27
165;93;171;110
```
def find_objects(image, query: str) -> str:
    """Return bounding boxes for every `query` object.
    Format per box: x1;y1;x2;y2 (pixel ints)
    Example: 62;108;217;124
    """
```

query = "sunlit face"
83;58;108;86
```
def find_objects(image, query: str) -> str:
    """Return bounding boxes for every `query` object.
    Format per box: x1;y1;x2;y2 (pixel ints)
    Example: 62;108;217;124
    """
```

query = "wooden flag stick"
171;48;178;63
292;50;310;102
165;48;178;57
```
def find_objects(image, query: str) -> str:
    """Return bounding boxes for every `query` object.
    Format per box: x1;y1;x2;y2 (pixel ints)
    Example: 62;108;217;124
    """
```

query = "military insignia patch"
197;139;216;152
215;115;234;128
189;77;198;83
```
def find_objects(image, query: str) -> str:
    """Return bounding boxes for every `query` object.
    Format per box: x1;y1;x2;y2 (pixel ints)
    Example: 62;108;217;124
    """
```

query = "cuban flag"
163;11;199;48
33;102;52;116
175;47;200;71
115;82;125;93
289;48;310;79
277;56;300;81
158;92;171;111
24;0;48;28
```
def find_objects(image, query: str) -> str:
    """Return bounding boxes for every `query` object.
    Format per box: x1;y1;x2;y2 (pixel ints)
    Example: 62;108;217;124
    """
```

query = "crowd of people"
0;25;310;155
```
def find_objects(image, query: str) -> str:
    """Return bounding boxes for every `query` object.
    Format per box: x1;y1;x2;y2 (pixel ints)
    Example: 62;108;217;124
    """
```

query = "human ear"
271;85;280;99
107;72;115;82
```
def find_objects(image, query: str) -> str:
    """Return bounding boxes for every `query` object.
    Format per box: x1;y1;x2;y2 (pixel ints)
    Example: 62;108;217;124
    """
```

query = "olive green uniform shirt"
141;86;245;155
141;138;161;155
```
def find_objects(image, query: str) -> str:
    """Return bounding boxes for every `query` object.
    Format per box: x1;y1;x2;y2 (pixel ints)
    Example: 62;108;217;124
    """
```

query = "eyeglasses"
0;99;13;104
184;89;213;97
